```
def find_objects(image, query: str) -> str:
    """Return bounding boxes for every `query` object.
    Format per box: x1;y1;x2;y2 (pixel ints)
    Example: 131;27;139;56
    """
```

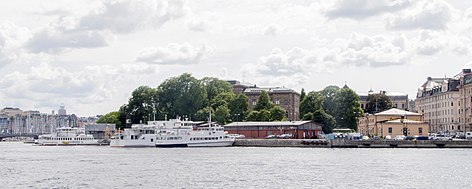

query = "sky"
1;0;472;116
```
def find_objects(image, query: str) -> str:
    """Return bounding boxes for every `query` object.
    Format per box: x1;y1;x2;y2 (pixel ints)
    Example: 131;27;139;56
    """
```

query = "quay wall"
234;139;472;148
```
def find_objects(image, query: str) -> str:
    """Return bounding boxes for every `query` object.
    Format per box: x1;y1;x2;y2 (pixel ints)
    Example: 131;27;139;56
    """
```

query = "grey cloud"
325;0;411;20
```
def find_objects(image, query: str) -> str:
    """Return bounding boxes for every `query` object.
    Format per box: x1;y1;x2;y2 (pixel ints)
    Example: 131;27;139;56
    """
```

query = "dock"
234;139;472;148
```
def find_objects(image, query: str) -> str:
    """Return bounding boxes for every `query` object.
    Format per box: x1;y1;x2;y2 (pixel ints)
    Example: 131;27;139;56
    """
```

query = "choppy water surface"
2;142;472;188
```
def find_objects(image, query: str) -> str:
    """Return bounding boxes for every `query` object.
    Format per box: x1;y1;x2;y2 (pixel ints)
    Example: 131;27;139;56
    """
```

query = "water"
1;142;472;188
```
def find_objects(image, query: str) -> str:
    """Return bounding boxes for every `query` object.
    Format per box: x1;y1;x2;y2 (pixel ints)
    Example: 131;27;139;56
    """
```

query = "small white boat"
110;124;158;147
36;127;99;146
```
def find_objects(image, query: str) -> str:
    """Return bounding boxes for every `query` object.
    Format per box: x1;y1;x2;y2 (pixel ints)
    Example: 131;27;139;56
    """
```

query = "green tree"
333;88;363;130
228;93;249;122
201;77;233;105
321;85;340;115
365;93;392;114
97;111;121;127
270;106;286;121
245;110;260;121
312;110;336;134
126;86;157;124
195;107;214;121
157;73;206;119
214;105;230;124
299;91;324;119
259;109;271;121
254;90;274;111
300;88;306;102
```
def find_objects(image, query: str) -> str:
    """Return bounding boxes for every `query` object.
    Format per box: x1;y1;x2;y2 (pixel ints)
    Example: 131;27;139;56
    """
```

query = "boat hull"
155;140;234;148
110;139;155;147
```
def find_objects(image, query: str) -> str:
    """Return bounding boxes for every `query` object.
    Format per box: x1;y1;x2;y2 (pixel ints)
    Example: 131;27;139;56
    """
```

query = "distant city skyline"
1;0;472;116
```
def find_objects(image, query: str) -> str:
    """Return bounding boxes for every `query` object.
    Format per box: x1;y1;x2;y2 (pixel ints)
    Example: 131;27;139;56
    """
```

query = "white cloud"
26;0;189;54
136;43;214;65
78;0;188;34
338;33;412;67
324;0;411;20
264;24;281;36
385;0;456;30
0;22;31;67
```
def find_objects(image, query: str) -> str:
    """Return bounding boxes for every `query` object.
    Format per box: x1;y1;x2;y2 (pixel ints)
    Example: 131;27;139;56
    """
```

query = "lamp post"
235;113;240;134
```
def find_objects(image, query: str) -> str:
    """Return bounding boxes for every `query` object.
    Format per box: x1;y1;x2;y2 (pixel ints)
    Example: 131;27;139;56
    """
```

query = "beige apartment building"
459;70;472;132
415;74;463;134
358;108;428;137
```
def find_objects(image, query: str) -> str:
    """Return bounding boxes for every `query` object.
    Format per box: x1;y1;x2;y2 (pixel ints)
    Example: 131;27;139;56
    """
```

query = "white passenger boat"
36;127;99;146
155;120;235;147
110;124;158;147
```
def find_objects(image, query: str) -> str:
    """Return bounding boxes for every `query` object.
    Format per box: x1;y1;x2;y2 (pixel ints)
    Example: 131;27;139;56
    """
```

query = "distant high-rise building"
58;104;66;116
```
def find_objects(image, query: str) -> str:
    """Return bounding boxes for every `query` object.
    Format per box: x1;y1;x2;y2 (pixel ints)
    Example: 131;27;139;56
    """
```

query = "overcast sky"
1;0;472;116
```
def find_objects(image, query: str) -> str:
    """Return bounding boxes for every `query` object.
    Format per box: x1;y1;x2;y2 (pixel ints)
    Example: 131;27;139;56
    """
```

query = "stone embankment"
234;139;472;148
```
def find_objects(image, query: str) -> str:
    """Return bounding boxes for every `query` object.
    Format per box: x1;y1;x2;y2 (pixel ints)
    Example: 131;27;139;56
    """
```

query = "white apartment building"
416;76;462;134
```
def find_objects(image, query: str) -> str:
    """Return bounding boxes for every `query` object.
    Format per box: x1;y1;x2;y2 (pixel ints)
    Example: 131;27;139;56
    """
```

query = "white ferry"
110;124;158;147
155;120;235;148
36;127;99;146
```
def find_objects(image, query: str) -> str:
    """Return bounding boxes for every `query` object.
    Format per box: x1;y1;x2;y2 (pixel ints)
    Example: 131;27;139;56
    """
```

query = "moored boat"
36;127;100;146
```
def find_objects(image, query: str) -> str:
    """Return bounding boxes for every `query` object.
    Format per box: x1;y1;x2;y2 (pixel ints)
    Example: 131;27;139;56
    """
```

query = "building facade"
224;121;323;139
458;70;472;132
358;108;428;137
227;80;301;121
415;75;462;134
0;106;79;134
244;87;300;121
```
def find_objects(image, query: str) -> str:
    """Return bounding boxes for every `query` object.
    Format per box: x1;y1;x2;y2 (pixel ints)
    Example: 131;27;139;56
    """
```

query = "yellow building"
358;108;429;137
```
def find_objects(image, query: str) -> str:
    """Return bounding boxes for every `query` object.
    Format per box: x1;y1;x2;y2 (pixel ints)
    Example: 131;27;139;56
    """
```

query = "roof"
243;87;298;94
375;108;421;116
224;121;311;127
385;119;424;124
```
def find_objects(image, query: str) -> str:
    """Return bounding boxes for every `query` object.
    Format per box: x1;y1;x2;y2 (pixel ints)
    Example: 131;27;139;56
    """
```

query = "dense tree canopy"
96;111;122;128
365;93;392;114
333;88;363;130
156;73;206;119
321;85;340;115
299;91;324;119
125;86;157;124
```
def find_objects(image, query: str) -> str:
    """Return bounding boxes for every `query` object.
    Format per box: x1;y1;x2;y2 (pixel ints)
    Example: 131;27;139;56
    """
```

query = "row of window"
250;99;290;106
190;136;223;141
387;127;423;135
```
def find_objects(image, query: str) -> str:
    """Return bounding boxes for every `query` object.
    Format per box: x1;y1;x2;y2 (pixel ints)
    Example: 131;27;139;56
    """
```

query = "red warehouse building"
224;121;323;139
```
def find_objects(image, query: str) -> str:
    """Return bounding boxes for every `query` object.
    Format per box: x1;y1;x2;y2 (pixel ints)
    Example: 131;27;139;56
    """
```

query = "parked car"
277;133;293;139
394;135;405;140
404;136;415;140
265;135;276;139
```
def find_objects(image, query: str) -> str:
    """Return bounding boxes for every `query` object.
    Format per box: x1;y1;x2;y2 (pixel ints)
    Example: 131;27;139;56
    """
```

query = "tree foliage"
156;73;206;119
254;90;274;111
299;91;324;119
97;111;122;128
201;77;233;105
125;86;157;124
321;85;340;115
333;88;363;130
365;93;392;114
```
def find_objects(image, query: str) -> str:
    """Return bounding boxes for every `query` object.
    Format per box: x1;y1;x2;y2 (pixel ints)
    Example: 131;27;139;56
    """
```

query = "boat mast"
209;109;212;127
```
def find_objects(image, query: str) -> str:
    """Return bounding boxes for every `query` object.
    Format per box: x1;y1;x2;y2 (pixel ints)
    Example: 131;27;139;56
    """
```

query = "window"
418;128;423;135
275;99;280;105
388;127;392;133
